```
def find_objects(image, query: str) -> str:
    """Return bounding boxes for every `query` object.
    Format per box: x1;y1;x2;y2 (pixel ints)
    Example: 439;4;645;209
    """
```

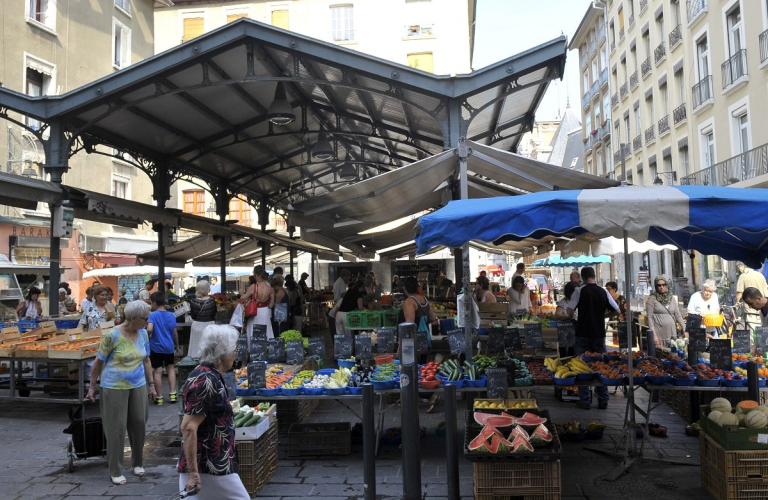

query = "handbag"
244;300;259;318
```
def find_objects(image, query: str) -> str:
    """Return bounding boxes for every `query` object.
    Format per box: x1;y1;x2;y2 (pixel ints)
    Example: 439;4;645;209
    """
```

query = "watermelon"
474;412;496;425
510;434;534;453
515;412;547;428
483;416;516;428
529;424;553;446
492;434;514;453
468;425;504;453
508;426;530;441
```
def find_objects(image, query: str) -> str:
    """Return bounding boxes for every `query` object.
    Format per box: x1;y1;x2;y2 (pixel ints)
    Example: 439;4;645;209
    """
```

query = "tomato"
425;375;435;381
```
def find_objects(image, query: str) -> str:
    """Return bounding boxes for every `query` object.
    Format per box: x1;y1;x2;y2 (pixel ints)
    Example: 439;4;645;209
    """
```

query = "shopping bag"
230;303;244;328
244;300;259;318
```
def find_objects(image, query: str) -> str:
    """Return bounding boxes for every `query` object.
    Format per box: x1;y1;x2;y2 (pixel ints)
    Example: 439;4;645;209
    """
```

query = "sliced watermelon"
468;432;491;452
529;424;553;446
492;434;514;453
474;412;496;425
508;425;530;441
468;424;504;452
483;415;516;428
510;434;534;453
515;412;547;428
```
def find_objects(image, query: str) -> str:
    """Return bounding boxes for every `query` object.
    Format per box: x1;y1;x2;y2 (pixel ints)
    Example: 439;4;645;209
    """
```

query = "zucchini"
242;414;261;427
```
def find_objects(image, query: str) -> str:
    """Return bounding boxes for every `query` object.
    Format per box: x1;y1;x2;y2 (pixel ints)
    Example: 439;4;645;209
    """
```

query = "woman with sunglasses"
645;276;686;346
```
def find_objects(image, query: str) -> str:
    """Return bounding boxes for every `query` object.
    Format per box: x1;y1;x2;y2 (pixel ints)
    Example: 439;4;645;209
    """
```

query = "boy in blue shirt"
148;291;178;405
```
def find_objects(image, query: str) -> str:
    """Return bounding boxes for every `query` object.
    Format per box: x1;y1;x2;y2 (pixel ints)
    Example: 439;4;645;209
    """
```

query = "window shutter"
227;13;248;23
271;10;289;29
182;17;204;42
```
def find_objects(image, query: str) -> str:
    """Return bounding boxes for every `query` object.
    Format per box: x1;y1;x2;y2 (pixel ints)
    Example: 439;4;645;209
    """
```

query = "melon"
468;425;501;452
745;410;768;429
708;410;724;422
738;400;760;413
508;426;530;441
510;434;534;453
737;412;746;426
529;424;553;446
710;398;732;414
756;405;768;417
492;434;514;453
718;412;740;427
515;412;548;428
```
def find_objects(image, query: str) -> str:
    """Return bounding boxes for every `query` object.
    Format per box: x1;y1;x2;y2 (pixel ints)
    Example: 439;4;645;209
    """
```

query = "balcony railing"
640;0;648;13
600;119;611;139
591;79;600;99
633;135;642;152
620;83;628;101
645;125;655;145
658;115;670;136
611;40;616;52
673;103;687;125
630;71;639;90
654;41;666;65
669;25;682;50
680;143;768;186
686;0;707;26
692;75;713;110
761;29;768;65
619;27;625;40
599;68;609;89
583;135;593;152
582;91;591;109
611;93;619;109
629;14;635;28
614;150;622;165
625;144;632;158
722;49;748;90
641;57;652;78
589;39;597;56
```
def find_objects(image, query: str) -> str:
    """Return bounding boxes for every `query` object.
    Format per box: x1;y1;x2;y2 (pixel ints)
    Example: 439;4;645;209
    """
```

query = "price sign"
552;321;575;348
308;337;325;359
524;323;543;349
415;332;429;355
446;328;467;355
266;338;285;363
355;336;373;361
249;339;268;362
334;334;352;359
486;367;508;399
487;329;505;355
709;338;732;370
286;340;304;365
756;327;768;353
685;314;703;333
618;321;637;349
689;327;707;355
251;324;267;342
732;329;751;354
234;332;249;367
377;328;396;354
247;362;266;389
503;328;521;350
273;303;288;324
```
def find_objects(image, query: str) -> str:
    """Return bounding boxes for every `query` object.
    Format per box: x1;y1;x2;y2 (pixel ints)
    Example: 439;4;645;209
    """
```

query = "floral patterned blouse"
177;364;237;476
79;304;121;331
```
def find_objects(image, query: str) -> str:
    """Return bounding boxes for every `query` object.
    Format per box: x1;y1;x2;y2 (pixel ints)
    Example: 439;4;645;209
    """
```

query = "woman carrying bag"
240;269;274;339
189;281;217;358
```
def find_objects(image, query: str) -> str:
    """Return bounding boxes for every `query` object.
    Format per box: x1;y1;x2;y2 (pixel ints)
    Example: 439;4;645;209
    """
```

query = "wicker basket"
703;314;724;327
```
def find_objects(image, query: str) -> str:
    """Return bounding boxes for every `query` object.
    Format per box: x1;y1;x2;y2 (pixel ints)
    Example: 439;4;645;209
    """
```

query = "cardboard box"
236;416;271;441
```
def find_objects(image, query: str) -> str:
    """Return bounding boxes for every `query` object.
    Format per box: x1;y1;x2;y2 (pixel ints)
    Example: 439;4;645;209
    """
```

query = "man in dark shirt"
743;287;768;328
567;267;620;410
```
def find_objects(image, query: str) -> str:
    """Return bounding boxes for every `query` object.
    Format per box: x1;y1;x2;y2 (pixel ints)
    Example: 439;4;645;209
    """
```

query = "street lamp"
653;172;677;185
266;82;295;125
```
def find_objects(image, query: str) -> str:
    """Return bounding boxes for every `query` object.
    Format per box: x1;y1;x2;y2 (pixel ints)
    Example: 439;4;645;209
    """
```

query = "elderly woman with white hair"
58;288;69;315
179;325;249;500
87;300;156;485
188;280;217;358
687;279;721;337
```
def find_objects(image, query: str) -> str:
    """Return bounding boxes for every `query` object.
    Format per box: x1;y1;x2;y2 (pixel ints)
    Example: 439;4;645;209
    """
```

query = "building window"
596;149;603;174
26;69;43;131
696;34;710;79
112;18;131;69
618;7;625;31
111;175;130;199
183;189;206;216
585;114;592;136
226;10;248;23
407;52;434;73
649;161;657;185
600;45;608;70
727;5;744;56
26;0;56;31
115;0;131;15
735;112;750;154
660;82;668;115
663;155;673;176
24;57;54;131
228;196;252;226
603;93;611;121
624;115;631;142
634;105;642;135
679;145;689;177
594;105;601;131
675;69;685;105
591;57;599;82
271;8;289;30
182;13;204;43
330;5;354;41
583;69;589;90
702;127;715;167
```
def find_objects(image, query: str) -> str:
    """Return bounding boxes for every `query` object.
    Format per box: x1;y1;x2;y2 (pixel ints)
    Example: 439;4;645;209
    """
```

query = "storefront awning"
0;172;62;210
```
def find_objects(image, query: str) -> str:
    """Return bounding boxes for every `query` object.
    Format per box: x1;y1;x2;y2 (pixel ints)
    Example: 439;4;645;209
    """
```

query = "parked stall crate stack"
276;399;318;433
346;312;364;329
235;418;278;496
700;432;768;500
473;460;561;500
381;310;399;328
287;422;351;457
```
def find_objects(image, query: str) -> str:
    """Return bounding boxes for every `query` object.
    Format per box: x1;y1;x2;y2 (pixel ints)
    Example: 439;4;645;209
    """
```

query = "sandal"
133;467;145;477
110;476;127;485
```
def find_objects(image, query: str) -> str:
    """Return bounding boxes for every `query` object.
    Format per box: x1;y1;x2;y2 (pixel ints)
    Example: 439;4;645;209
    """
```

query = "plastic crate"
700;404;768;450
381;310;399;328
287;422;351;457
701;449;768;500
54;319;80;330
346;312;364;328
17;320;39;332
236;420;278;496
701;432;768;481
473;460;561;500
276;399;315;433
363;311;382;329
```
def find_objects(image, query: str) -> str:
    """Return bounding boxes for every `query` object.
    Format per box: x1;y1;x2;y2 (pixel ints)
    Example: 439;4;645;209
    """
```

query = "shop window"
407;52;434;73
183;189;206;216
182;14;204;42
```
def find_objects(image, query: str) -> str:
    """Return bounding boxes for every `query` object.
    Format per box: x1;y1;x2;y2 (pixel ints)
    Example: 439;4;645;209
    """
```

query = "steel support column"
152;168;172;297
43;122;68;316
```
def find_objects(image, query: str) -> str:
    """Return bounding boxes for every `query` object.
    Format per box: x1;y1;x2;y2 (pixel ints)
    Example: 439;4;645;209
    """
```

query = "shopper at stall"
336;279;366;335
686;279;720;335
81;287;94;312
61;282;78;313
569;271;581;286
79;286;122;331
148;291;178;406
138;280;154;304
271;275;290;336
286;275;304;332
87;300;155;486
391;274;403;294
57;288;69;316
735;262;768;333
507;276;532;314
328;269;352;336
512;263;525;281
189;280;217;357
240;269;274;339
298;272;312;299
555;282;578;321
178;325;249;500
272;266;284;278
645;276;686;346
209;277;221;294
742;287;768;328
16;286;43;320
605;281;627;321
475;276;497;303
398;276;438;349
566;267;620;410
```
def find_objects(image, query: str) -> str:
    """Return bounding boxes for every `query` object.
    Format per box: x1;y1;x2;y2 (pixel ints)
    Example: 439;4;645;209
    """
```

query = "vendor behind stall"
336;279;366;335
507;276;532;314
17;286;43;320
686;279;720;337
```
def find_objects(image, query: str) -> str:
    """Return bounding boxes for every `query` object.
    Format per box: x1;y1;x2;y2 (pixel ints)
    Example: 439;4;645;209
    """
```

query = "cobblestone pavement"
0;381;713;500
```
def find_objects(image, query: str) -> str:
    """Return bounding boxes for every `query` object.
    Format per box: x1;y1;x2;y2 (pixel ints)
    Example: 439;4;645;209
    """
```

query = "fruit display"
437;359;463;381
704;398;768;428
467;412;550;454
265;370;293;389
545;357;592;378
303;375;330;389
325;368;352;389
472;355;498;372
474;399;505;410
527;360;553;385
279;330;309;349
233;401;271;428
419;361;440;381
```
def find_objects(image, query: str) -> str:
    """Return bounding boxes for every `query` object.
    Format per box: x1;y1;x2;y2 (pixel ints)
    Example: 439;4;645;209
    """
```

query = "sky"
473;0;594;121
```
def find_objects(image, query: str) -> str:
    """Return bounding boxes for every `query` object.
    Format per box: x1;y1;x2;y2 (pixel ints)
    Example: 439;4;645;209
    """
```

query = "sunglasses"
656;283;667;288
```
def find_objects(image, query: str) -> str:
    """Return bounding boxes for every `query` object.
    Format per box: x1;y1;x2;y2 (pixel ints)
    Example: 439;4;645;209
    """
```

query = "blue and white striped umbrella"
531;255;612;267
416;185;768;268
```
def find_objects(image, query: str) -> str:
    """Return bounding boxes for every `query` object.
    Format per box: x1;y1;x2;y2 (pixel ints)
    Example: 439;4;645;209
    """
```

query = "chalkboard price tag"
234;332;249;367
251;324;268;342
689;328;707;355
446;328;467;355
377;328;396;354
355;336;373;360
267;338;285;363
415;332;429;355
552;321;575;348
486;367;508;399
709;338;732;370
249;339;268;362
334;334;353;359
308;337;325;359
685;314;703;333
247;362;266;389
286;340;304;365
756;327;768;353
524;323;543;349
618;322;637;349
503;328;521;351
273;303;288;324
487;329;505;355
732;329;751;354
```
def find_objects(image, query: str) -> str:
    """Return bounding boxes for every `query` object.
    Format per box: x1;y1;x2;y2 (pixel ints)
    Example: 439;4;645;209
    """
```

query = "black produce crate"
464;409;561;462
287;422;351;457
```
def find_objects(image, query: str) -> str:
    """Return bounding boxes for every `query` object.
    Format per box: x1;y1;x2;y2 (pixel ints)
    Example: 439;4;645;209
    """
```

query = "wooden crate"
701;433;768;500
700;405;768;450
473;460;561;500
236;420;278;496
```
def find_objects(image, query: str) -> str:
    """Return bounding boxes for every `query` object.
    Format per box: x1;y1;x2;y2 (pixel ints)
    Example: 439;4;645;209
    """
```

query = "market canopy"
531;255;611;267
415;185;768;268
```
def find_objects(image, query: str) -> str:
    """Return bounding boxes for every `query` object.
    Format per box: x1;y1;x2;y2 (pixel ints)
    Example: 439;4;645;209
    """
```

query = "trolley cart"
63;404;106;472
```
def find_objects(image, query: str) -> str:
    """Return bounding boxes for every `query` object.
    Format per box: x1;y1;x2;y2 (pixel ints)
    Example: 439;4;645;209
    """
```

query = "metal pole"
444;384;460;500
747;361;760;402
398;322;421;500
311;253;316;289
457;138;473;359
290;248;295;278
219;235;227;295
362;383;376;500
157;225;166;294
48;208;61;316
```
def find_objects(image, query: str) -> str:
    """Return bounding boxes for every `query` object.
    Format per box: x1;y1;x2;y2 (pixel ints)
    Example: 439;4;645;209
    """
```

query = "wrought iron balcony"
654;42;666;65
722;49;748;90
658;115;670;136
583;135;593;152
619;27;625;41
686;0;707;26
589;39;597;56
614;150;622;165
625;144;632;158
620;83;628;101
680;142;768;186
645;125;655;145
669;25;682;50
599;68;609;89
582;91;591;110
673;103;687;126
641;57;651;79
761;29;768;65
611;93;619;109
692;75;713;111
591;79;600;99
630;71;639;90
640;0;648;13
600;119;611;139
633;135;642;152
629;14;635;29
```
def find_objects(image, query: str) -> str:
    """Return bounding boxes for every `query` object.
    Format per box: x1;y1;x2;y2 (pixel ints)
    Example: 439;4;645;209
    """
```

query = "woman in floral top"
79;285;121;331
179;325;248;499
